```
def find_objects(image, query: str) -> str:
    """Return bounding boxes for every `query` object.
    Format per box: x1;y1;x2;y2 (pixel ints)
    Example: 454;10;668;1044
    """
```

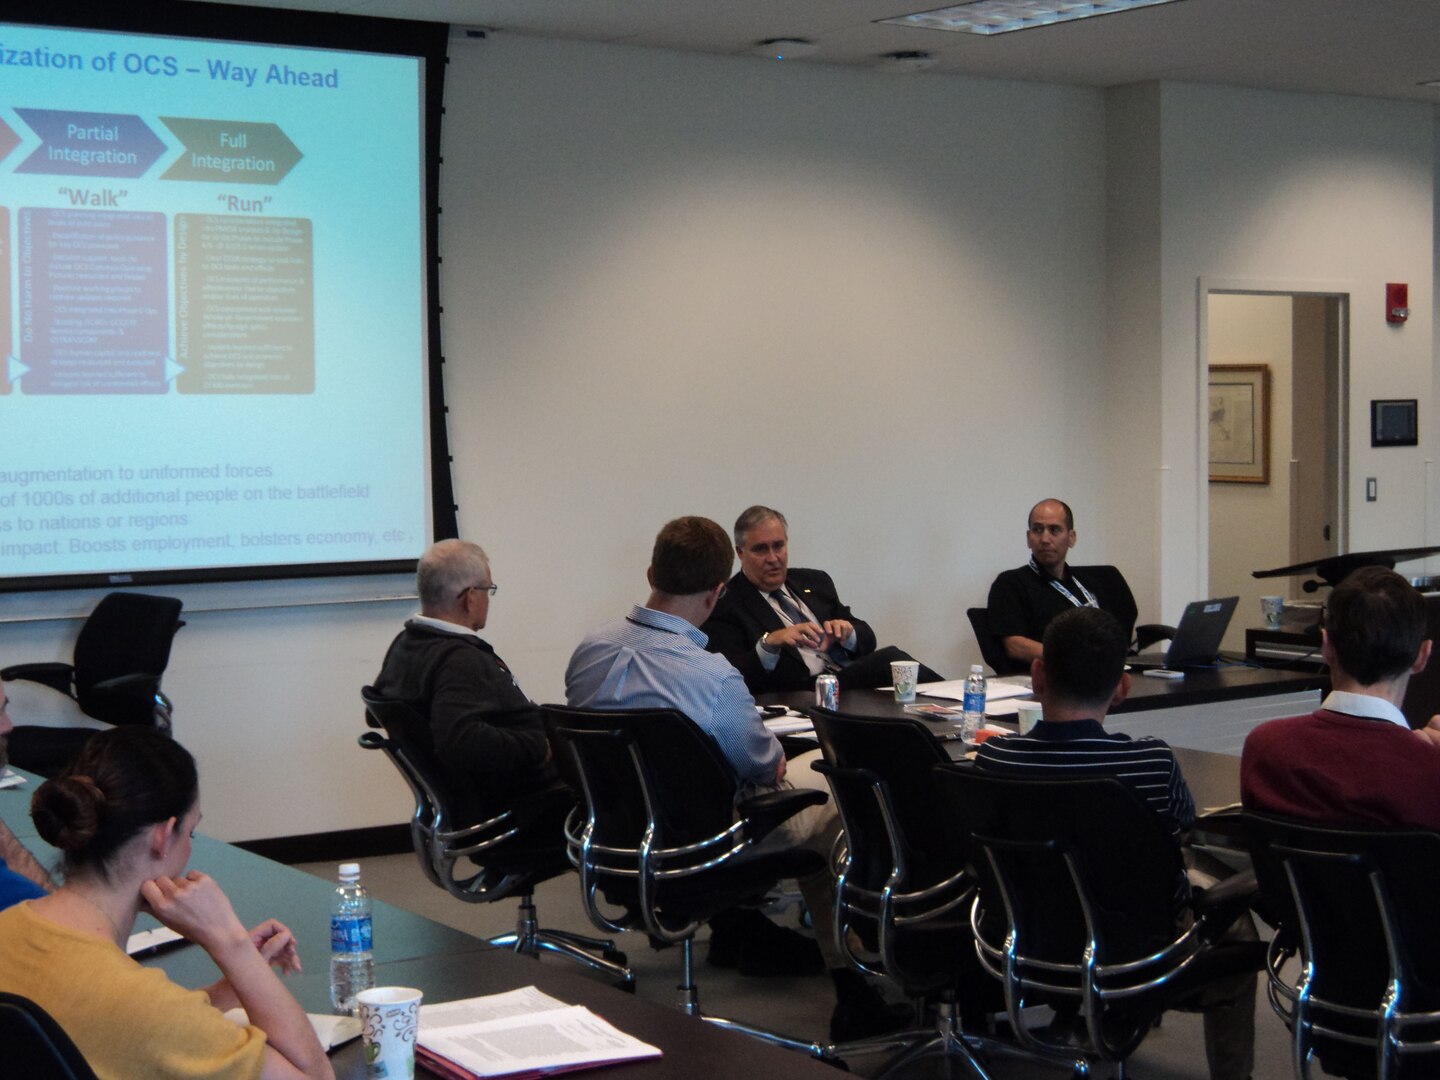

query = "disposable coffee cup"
891;660;920;704
1260;595;1284;630
1015;700;1043;735
358;986;423;1079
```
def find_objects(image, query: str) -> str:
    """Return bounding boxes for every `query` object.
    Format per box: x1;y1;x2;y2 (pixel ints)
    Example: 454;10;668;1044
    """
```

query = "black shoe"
829;969;915;1043
707;907;824;977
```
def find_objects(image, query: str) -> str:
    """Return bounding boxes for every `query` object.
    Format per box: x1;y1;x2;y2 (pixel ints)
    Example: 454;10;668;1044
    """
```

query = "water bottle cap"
970;664;984;674
338;862;360;880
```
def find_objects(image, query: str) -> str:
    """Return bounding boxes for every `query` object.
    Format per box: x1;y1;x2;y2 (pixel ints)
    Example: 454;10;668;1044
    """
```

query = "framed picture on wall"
1208;364;1271;484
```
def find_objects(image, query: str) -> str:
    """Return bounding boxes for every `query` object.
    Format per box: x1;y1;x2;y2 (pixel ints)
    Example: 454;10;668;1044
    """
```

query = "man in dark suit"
702;505;937;694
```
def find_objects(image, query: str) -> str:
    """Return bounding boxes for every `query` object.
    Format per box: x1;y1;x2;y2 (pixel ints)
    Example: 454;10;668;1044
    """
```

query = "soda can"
815;674;839;711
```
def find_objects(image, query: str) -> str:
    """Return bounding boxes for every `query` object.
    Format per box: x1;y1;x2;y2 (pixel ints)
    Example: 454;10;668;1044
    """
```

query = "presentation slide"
0;18;431;588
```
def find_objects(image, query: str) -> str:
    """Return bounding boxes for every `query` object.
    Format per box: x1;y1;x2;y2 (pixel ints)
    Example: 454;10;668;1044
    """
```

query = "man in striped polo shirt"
974;605;1254;1080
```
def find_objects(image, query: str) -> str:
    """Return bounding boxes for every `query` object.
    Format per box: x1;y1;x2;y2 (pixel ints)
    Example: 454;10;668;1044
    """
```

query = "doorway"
1206;291;1347;651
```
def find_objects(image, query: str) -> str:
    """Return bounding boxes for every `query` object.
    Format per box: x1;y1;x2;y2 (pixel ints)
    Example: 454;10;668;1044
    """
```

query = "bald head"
1029;499;1074;531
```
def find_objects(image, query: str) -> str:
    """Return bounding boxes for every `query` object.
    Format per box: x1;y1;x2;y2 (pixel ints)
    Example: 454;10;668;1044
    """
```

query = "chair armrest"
1134;624;1177;653
736;787;829;846
90;673;162;698
0;662;75;695
83;676;161;711
1192;868;1259;940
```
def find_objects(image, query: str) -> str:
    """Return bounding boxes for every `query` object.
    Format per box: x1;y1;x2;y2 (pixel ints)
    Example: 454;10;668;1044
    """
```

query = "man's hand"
1415;715;1440;749
821;620;854;648
765;623;826;650
774;756;788;783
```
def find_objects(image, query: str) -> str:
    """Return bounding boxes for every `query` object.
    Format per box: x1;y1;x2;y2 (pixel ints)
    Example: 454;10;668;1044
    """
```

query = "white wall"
437;35;1115;707
1207;293;1293;650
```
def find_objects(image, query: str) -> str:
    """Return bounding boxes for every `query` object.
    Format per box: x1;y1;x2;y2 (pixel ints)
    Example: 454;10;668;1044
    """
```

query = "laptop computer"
1128;596;1239;670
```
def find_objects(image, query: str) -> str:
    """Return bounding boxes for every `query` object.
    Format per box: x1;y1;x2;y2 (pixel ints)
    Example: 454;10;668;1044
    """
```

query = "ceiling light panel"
881;0;1183;36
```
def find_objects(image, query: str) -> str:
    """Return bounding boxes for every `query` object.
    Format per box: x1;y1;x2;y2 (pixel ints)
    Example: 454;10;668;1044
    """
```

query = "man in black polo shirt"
986;498;1137;671
975;607;1254;1080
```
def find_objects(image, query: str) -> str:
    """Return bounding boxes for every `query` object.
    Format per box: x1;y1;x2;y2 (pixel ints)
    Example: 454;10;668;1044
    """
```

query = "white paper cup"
891;660;920;703
358;986;422;1079
1260;595;1284;630
1015;700;1044;735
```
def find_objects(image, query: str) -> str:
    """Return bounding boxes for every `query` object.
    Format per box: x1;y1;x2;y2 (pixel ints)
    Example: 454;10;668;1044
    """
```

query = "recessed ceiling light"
751;38;818;60
880;0;1184;36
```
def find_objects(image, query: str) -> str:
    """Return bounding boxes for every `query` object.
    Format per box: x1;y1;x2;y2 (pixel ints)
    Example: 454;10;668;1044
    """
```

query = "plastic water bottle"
962;664;986;742
329;862;374;1015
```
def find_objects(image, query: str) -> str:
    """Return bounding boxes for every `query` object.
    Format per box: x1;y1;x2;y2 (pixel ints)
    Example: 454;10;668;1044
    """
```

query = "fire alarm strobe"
1386;282;1409;324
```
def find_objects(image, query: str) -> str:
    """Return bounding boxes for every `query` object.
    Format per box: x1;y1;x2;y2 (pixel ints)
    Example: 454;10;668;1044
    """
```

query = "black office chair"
4;592;185;776
0;992;100;1080
1245;813;1440;1080
543;703;831;1054
358;687;632;985
933;767;1265;1078
965;607;1017;676
808;707;1010;1077
968;596;1174;678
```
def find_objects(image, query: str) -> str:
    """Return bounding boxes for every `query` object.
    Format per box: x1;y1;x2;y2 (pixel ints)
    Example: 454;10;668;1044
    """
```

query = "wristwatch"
759;631;780;654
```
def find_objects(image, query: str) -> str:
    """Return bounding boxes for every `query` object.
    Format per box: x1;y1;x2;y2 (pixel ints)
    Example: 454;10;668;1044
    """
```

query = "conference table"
0;768;844;1079
761;660;1327;758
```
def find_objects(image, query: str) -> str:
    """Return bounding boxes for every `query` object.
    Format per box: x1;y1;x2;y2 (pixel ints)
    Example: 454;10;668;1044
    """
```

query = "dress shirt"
566;605;783;789
1319;689;1409;729
0;858;45;912
755;586;859;675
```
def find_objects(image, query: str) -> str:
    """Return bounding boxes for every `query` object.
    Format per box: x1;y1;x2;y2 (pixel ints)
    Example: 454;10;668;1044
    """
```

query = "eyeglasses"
457;582;499;600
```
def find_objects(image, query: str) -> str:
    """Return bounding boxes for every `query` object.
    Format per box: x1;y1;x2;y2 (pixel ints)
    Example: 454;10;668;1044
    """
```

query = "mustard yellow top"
0;900;267;1080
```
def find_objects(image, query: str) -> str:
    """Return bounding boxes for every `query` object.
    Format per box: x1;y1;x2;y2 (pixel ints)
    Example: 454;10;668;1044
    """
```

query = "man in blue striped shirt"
974;606;1253;1080
567;516;907;1041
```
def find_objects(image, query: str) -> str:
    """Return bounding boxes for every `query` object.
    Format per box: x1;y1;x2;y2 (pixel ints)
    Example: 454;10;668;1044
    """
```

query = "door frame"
1195;276;1351;595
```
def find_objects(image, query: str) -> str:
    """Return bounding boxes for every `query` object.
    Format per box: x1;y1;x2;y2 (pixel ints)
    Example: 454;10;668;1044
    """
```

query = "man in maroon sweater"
1241;565;1440;828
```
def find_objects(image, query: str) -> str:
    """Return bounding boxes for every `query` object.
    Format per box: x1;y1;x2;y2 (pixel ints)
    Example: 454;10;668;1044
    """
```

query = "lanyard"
1029;558;1099;609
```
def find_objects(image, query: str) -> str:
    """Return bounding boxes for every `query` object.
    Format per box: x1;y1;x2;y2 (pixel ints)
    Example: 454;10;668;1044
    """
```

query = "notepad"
223;1007;362;1051
415;986;661;1079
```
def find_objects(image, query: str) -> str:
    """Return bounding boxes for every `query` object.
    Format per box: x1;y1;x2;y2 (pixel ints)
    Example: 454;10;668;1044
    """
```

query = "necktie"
770;590;843;673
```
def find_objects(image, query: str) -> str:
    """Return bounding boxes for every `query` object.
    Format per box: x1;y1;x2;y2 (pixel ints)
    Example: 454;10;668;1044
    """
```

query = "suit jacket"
702;568;877;694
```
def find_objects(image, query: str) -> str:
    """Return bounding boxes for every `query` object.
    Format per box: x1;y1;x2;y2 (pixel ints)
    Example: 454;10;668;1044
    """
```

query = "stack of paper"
416;987;661;1079
916;679;1032;705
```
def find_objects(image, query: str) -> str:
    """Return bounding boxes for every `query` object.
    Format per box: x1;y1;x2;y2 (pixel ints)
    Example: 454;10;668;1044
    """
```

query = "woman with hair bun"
0;726;334;1080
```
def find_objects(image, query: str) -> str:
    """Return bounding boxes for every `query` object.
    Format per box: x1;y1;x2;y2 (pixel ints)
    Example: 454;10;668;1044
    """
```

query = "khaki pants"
748;748;844;969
